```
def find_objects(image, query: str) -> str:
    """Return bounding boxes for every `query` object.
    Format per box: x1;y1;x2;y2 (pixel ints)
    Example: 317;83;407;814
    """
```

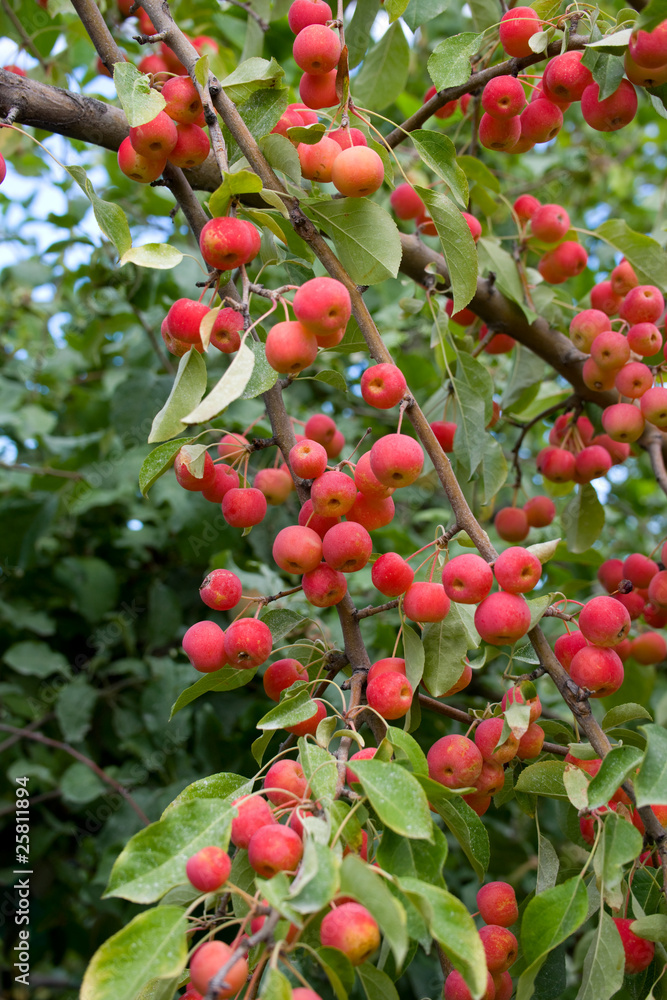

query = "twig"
0;724;150;825
353;598;400;620
0;713;54;752
205;909;280;1000
0;461;85;480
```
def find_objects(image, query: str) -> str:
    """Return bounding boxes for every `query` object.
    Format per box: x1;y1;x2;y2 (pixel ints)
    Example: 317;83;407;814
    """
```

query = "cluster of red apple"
116;0;219;79
567;260;667;443
117;74;211;182
597;545;667;635
482;7;667;153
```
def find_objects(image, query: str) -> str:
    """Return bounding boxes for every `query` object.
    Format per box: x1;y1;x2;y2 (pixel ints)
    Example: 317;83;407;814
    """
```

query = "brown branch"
0;713;54;752
354;598;400;620
646;426;667;499
384;34;590;149
0;724;150;826
206;908;280;1000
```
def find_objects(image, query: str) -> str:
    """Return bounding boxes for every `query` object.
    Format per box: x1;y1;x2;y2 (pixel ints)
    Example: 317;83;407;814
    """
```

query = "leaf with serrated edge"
80;906;187;1000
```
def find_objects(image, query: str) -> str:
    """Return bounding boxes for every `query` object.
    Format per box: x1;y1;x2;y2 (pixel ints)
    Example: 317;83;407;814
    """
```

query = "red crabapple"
554;630;588;671
493;546;541;593
264;759;307;806
346;747;377;785
254;467;293;506
320;903;380;965
581;79;637;131
590;330;630;370
202;465;240;503
445;300;477;326
367;657;406;683
162;75;203;124
477;882;519;927
247;824;303;878
290;439;328;479
463;793;491;816
615;362;653;398
569;646;624;697
615;590;647;620
495;507;529;542
218;433;249;459
166;297;210;344
641;387;667;429
294;277;351;336
298;137;341;182
117;137;166;183
390;183;425;219
569;309;611;351
200;568;242;611
199;217;261;271
263;659;309;701
210;308;243;354
331;146;385;197
403;582;451;623
583;358;615;393
305;413;336;446
174;448;216;491
499;6;541;57
182;621;227;673
288;0;332;34
574;445;612;483
579;595;631;647
299;69;339;109
624;553;659;589
628;20;667;67
601;403;645;443
370;434;424;488
591;280;622;316
329;127;368;149
482;75;526;118
222;487;267;528
265;320;318;374
479;112;521;151
624;49;667;87
302;563;347;606
366;672;413;720
224;618;272;669
311;470;357;516
189;941;248;998
360;363;407;409
518;99;563;143
168;124;211;168
475;717;519;764
501;684;542;723
186;846;231;892
372;552;414;596
431;421;457;452
273;525;323;574
627;322;662;356
427;734;483;789
494;973;514;1000
231;794;276;848
129;111;178;159
649;570;667;608
598;558;625;593
475;592;531;645
543;51;592;101
472;758;505;796
293;25;341;75
322;521;372;572
444;970;496;1000
611;259;638;296
517;722;545;759
423;85;458;119
530;203;570;243
613;918;655;975
347;493;395;531
523;495;555;527
298;498;340;538
514;194;541;220
442;554;494;604
286;699;327;737
462;212;482;241
354;451;395;499
479;925;518;973
631;632;667;664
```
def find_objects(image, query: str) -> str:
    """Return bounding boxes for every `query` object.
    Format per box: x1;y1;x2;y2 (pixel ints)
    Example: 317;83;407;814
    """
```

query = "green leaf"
501;345;546;414
515;761;568;799
537;832;560;895
376;826;448;885
298;738;338;802
3;640;69;678
417;776;490;880
104;800;232;902
516;878;589;1000
139;438;192;497
356;962;399;1000
81;907;187;1000
594;811;643;909
225;89;289;165
403;0;452;32
242;340;279;398
312;369;347;392
307;199;402;286
346;0;381;68
385;726;428;776
209;170;265;218
595;219;667;290
586;745;642;810
67;165;132;256
182;342;255;425
289;837;340;913
581;48;625;100
165;773;251;813
340;854;408;966
574;909;625;1000
602;703;652;730
422;603;479;696
399;878;487;997
349;759;433;840
629;914;667;944
526;593;552;631
427;33;480;90
384;0;410;21
586;28;633;53
120;244;184;270
259;133;302;182
311;947;355;1000
262;969;292;1000
635;724;667;806
170;665;258;718
457;155;500;193
354;22;410;111
415;188;478;314
252;730;274;766
411;131;468;210
258;688;318;730
451;378;487;479
148;349;207;444
194;54;209;89
113;62;166;127
403;623;425;691
285;122;327;145
259;608;305;642
55;674;97;743
563;484;605;554
477;237;526;312
220;57;285;104
478;435;508;505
